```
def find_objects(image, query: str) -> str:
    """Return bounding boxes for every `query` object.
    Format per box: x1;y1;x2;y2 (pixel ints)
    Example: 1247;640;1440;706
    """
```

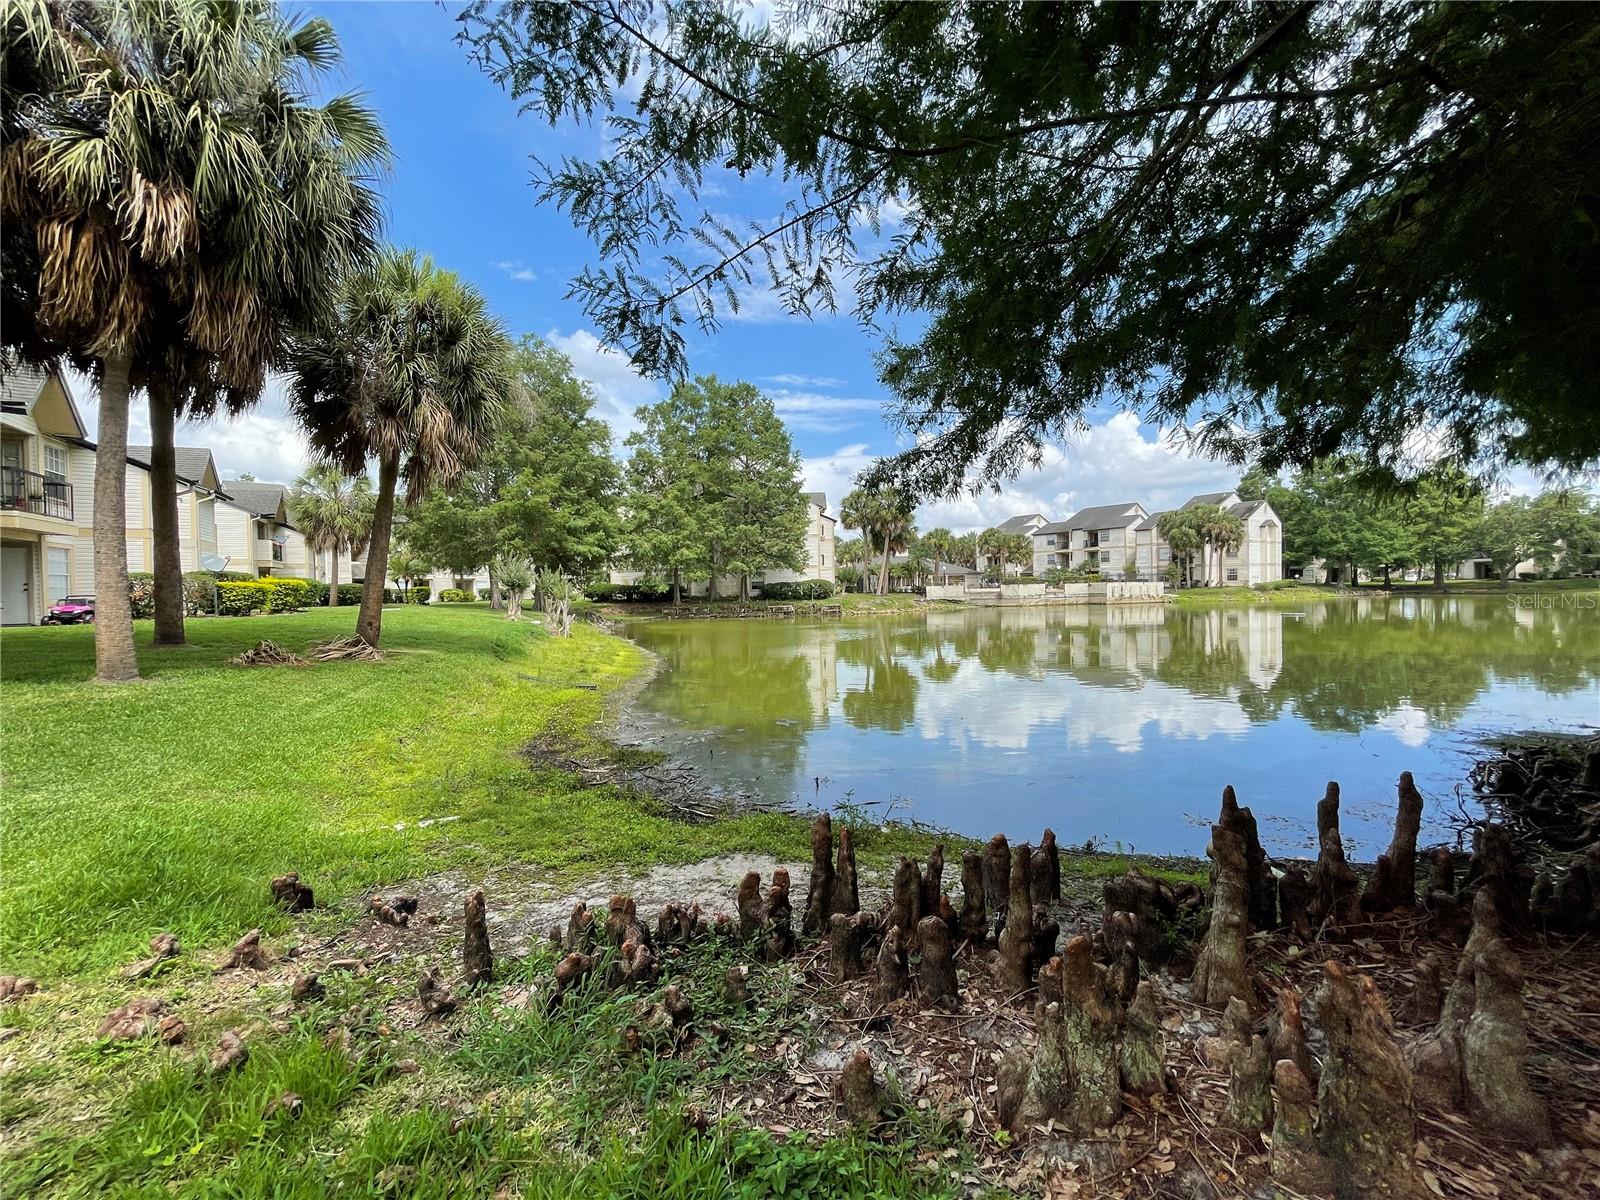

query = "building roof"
802;490;827;513
1056;502;1147;531
222;480;292;521
1228;499;1267;519
1181;491;1236;510
996;512;1048;533
2;363;89;437
127;445;224;491
1135;511;1167;531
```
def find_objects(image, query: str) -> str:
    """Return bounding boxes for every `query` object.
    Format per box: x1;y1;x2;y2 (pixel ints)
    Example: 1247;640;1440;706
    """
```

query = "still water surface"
625;596;1599;856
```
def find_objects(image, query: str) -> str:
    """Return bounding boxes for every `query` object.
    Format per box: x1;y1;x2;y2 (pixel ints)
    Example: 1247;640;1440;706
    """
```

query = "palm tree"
921;527;953;578
289;465;374;606
287;250;514;647
867;487;915;595
2;3;389;674
1199;507;1246;586
839;488;877;593
903;542;933;588
1157;510;1204;587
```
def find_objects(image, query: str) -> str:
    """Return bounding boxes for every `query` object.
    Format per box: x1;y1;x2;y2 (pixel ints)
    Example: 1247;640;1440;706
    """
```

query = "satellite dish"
201;553;228;572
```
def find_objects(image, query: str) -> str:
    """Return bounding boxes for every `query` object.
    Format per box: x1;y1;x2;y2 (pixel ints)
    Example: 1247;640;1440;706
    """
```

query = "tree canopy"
623;376;809;600
461;2;1600;494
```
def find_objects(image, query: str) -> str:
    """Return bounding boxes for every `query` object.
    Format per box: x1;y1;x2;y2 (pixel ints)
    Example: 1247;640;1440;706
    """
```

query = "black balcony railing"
0;466;72;520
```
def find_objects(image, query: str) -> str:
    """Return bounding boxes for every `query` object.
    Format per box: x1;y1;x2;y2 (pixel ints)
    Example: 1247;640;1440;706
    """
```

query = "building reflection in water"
628;597;1598;856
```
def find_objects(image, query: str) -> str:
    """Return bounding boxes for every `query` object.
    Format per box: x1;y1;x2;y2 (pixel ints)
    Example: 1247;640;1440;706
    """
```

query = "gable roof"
996;512;1047;533
1228;499;1267;519
2;363;90;438
1058;502;1146;530
803;491;827;513
221;480;291;522
127;445;223;492
1181;491;1236;510
1135;511;1167;531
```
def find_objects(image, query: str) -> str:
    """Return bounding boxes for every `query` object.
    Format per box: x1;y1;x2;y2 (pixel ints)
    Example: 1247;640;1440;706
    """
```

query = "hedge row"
758;579;836;600
215;578;315;615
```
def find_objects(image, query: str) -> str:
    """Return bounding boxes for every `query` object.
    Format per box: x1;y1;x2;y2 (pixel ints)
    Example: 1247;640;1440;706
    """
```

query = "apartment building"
215;481;315;579
1017;490;1284;585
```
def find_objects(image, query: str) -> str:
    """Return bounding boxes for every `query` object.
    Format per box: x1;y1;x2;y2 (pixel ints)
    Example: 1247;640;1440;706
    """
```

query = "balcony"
253;538;286;562
0;466;72;521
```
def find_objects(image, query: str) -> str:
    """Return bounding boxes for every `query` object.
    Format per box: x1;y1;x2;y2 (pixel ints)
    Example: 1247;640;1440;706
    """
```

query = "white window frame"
46;546;70;601
43;444;66;480
1226;568;1238;582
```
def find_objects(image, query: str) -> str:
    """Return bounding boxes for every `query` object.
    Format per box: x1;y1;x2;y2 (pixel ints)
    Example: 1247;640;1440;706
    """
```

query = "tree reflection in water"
628;597;1599;854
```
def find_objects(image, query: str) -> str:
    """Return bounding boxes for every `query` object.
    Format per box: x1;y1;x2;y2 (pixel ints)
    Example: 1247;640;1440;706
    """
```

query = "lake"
623;595;1599;856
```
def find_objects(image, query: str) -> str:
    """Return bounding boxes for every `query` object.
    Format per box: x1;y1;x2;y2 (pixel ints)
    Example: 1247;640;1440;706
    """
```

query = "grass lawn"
0;604;838;979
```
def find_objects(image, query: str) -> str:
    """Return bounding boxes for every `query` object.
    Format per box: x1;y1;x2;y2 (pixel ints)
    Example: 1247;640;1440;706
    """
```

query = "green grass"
1168;577;1600;606
0;606;822;979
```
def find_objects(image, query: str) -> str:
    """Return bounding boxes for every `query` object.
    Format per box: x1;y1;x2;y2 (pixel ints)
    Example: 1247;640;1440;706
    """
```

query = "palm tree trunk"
92;354;139;682
878;536;891;595
328;544;341;605
357;451;399;646
148;386;184;645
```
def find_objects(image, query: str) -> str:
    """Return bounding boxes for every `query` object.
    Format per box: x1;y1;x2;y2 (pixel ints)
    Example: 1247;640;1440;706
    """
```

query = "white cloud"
543;327;663;443
767;373;846;389
494;260;537;283
800;443;875;515
768;388;883;434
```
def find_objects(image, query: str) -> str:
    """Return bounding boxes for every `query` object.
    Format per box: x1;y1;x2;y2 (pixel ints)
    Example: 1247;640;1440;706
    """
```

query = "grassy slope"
0;605;819;978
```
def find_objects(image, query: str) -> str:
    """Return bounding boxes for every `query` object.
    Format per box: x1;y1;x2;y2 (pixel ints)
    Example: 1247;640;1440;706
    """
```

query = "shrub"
127;572;156;618
477;588;492;601
404;587;430;604
584;582;620;601
264;578;311;612
335;583;365;605
438;587;469;603
300;580;328;607
1252;578;1300;591
216;579;272;615
759;579;836;600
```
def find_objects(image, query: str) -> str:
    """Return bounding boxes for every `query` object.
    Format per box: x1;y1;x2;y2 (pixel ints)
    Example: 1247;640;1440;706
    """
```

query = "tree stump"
1266;986;1313;1082
655;901;702;945
999;936;1124;1136
960;849;988;946
803;813;835;935
737;872;766;943
920;843;945;916
1102;869;1183;965
418;967;457;1017
551;951;597;1009
764;869;796;960
1277;864;1314;940
565;902;597;952
722;964;751;1008
1270;1060;1334;1197
370;897;409;927
835;1049;897;1125
125;932;180;980
218;929;271;971
1104;910;1141;1003
1310;782;1361;931
270;872;314;912
997;843;1036;994
831;826;860;916
1313;960;1415;1200
872;925;909;1006
1225;1033;1272;1131
1462;923;1551;1146
606;896;649;948
887;856;923;939
1190;821;1252;1008
1031;828;1061;905
1119;980;1165;1096
98;997;165;1040
210;1031;249;1074
463;889;493;989
1467;823;1533;933
1219;786;1274;930
828;910;878;979
291;972;324;1003
607;938;659;990
982;834;1010;922
916;915;958;1010
1403;953;1445;1025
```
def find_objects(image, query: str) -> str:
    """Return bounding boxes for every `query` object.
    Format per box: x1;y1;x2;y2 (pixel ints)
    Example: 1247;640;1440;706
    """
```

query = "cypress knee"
887;856;922;937
872;925;908;1006
997;843;1035;993
916;914;958;1009
1190;820;1252;1008
803;813;835;935
831;825;859;916
1310;782;1361;930
462;889;493;989
959;849;987;945
982;834;1010;921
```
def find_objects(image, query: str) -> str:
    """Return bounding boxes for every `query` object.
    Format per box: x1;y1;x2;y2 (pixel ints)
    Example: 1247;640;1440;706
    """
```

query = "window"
47;547;69;601
1046;535;1057;547
1047;554;1058;567
43;445;66;480
1226;568;1238;582
1100;550;1112;566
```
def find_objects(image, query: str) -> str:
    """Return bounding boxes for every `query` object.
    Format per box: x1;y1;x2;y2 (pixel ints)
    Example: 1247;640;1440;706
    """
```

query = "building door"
1;545;32;625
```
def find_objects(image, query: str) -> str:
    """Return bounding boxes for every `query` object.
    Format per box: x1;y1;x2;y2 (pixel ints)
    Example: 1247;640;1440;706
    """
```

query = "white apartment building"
1020;490;1284;585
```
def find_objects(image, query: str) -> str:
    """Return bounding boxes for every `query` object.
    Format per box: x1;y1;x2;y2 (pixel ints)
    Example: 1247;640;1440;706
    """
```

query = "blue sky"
80;2;1537;531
